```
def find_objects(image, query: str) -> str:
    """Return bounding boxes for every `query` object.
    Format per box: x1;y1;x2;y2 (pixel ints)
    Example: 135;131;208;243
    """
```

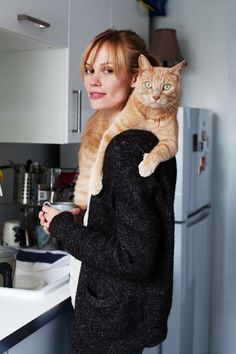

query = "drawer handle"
17;14;50;29
73;90;82;133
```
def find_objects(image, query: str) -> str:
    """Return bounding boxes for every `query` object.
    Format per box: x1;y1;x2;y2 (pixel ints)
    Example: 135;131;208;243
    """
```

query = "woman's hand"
39;205;80;234
39;205;61;233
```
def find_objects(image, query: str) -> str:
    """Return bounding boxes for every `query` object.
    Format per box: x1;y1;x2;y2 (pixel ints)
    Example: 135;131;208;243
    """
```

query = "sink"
15;274;46;290
0;249;70;297
0;249;71;342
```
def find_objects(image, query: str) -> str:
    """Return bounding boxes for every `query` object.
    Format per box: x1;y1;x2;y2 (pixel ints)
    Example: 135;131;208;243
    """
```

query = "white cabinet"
66;0;112;143
111;0;149;44
162;214;211;354
143;346;161;354
0;48;68;144
0;0;68;47
6;305;73;354
66;0;149;143
0;0;149;144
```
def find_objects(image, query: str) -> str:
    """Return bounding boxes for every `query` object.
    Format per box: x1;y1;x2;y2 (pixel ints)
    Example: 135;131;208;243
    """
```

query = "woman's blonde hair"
80;28;158;80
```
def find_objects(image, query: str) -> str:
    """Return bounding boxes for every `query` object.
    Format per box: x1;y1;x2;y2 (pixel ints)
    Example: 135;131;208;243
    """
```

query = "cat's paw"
139;153;158;177
91;177;103;196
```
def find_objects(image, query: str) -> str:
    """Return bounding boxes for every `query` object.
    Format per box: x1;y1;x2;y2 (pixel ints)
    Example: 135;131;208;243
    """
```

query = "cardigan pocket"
85;283;122;308
81;282;141;338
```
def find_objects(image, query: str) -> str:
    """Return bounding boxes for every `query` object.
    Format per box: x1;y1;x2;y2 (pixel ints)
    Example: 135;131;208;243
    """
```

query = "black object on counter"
0;262;13;287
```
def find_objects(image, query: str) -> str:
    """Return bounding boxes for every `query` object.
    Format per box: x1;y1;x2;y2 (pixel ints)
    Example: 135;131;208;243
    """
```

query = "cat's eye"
144;81;153;89
163;83;172;91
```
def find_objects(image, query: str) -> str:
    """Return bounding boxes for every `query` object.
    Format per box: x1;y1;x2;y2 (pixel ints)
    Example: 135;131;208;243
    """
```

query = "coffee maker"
13;165;62;247
13;163;77;248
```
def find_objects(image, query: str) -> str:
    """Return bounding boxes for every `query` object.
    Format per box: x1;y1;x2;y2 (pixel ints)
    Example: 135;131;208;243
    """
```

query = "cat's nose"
152;95;160;101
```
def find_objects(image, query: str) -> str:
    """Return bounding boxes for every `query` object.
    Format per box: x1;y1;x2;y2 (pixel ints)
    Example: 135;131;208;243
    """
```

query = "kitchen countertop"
0;277;71;353
0;248;72;353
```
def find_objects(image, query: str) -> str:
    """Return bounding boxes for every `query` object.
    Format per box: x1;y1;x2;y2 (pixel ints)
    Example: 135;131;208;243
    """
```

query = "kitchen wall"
151;1;236;353
0;143;60;240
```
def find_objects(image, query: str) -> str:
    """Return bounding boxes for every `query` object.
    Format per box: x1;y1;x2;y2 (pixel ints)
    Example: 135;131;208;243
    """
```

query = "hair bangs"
80;33;130;79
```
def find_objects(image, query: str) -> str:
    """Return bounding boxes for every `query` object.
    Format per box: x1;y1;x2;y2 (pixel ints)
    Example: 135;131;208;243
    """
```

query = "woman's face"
83;44;134;115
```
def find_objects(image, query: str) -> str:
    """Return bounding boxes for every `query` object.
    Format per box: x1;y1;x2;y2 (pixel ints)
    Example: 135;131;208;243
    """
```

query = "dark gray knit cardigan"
49;130;177;354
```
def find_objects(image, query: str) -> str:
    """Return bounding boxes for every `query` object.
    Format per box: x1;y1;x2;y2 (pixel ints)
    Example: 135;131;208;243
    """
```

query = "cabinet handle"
17;14;50;29
72;90;82;133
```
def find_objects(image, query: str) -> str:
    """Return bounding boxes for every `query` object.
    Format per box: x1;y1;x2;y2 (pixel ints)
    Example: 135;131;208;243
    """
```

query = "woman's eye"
84;67;94;75
163;83;171;91
103;67;113;74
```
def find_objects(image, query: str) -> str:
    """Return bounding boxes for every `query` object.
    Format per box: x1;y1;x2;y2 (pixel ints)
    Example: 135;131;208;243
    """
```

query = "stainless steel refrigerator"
144;107;214;354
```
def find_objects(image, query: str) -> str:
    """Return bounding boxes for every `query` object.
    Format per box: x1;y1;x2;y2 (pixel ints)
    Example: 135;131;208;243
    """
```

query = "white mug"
43;201;74;212
2;220;21;248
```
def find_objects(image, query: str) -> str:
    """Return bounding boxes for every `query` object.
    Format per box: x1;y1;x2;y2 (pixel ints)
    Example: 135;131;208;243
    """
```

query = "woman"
39;29;177;354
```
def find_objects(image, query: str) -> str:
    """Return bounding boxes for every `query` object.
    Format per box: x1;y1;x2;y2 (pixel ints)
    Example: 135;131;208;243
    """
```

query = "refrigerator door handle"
187;208;210;227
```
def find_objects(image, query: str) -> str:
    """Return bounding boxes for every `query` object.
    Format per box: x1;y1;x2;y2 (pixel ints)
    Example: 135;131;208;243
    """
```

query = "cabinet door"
67;0;149;144
8;308;73;354
162;223;195;354
0;49;67;144
143;345;161;353
0;0;68;47
162;213;211;354
66;0;111;143
111;0;149;46
192;213;211;354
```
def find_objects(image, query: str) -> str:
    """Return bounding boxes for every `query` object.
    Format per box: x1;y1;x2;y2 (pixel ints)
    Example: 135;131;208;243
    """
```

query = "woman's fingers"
70;207;80;216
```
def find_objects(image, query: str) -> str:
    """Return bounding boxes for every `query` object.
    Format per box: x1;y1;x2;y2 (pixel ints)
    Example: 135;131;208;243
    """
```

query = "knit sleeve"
49;130;176;280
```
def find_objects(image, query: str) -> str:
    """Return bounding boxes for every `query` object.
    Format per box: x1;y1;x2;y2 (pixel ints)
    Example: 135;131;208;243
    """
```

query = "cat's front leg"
138;153;160;177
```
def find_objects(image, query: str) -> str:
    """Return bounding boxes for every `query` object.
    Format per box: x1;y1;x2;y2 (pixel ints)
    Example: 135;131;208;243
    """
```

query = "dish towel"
15;250;70;285
69;256;81;308
16;250;66;264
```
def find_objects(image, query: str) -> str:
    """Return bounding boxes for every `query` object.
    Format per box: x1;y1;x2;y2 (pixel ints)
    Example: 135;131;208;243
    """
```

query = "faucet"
0;169;3;197
0;165;12;198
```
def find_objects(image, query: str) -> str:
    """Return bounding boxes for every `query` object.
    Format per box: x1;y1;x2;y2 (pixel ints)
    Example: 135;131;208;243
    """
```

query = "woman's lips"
89;92;106;99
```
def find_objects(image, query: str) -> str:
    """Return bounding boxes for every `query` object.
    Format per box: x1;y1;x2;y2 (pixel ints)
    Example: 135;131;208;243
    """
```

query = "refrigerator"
143;107;213;354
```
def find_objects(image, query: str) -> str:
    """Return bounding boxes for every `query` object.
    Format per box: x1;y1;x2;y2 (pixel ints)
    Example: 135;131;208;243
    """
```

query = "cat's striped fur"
74;55;185;209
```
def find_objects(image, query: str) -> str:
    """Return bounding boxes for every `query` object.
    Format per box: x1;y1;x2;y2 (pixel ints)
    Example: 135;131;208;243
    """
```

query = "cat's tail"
73;175;88;210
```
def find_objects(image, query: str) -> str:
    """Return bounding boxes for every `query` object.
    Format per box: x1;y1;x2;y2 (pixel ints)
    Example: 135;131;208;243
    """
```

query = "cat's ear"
169;60;186;76
138;54;152;74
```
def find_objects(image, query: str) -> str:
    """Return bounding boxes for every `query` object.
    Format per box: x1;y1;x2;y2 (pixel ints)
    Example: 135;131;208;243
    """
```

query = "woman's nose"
89;74;101;86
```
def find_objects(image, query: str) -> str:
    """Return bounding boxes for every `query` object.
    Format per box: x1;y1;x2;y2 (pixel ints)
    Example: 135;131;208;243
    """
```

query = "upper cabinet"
66;0;112;144
111;0;149;44
66;0;149;144
0;0;68;47
0;0;149;144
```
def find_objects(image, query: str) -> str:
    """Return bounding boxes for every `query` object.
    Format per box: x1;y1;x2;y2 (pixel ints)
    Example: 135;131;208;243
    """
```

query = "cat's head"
134;54;186;110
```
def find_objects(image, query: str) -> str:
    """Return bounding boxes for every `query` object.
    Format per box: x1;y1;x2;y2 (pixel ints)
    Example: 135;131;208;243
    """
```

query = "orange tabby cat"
74;54;185;208
73;110;110;209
